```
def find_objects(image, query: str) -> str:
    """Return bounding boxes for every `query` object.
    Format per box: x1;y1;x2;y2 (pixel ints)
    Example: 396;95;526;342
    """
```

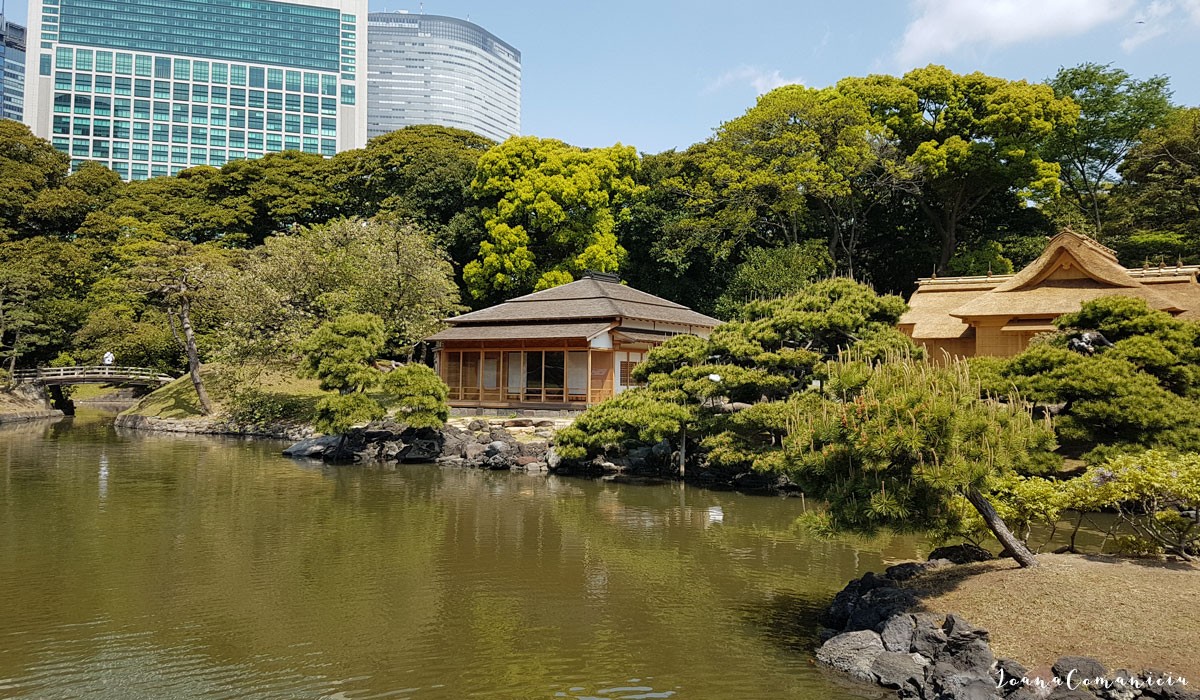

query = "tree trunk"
7;329;19;375
177;296;214;415
965;486;1039;568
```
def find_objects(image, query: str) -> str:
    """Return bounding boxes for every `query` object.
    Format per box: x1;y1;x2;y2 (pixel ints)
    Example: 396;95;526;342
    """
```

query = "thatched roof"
898;230;1200;340
443;276;721;329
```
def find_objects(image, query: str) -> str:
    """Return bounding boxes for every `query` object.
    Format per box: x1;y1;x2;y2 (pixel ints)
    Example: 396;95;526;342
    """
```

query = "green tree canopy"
463;136;643;304
1045;63;1172;237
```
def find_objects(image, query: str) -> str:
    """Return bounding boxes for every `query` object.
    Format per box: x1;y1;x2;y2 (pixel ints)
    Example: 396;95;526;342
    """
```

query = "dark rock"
938;638;994;675
910;619;949;658
815;630;885;683
282;435;340;457
881;614;915;652
928;544;995;565
826;579;861;630
545;446;562;470
1048;689;1099;700
1098;670;1141;700
994;658;1030;695
463;442;486;461
485;440;510;457
858;570;897;593
846;587;917;632
515;455;540;466
929;661;1002;700
517;441;548;457
1052;657;1108;686
817;627;840;643
871;650;927;690
944;613;989;641
466;419;486;432
534;419;556;428
651;439;672;460
503;418;533;428
886;559;954;581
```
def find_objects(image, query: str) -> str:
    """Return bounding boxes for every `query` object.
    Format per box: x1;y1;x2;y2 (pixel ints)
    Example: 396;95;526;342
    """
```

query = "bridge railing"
11;366;176;384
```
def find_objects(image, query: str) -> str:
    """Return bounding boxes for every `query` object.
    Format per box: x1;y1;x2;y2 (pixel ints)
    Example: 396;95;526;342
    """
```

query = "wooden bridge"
12;366;176;387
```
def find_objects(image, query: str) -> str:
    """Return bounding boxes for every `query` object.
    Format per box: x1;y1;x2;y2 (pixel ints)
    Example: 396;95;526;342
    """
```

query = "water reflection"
0;411;924;698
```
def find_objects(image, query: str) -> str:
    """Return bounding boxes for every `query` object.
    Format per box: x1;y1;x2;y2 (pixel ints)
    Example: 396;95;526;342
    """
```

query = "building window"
620;360;643;387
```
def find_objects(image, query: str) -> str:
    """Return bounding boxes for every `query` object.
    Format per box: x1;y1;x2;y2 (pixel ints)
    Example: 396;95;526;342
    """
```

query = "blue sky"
9;0;1198;153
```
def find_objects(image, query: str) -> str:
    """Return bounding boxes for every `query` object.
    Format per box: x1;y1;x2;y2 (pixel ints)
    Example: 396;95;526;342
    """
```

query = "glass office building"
1;16;26;121
23;0;367;179
367;12;519;143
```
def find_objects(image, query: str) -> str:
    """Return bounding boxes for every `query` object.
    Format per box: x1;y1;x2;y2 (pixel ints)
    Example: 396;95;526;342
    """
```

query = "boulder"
282;435;340;457
515;455;541;466
1098;670;1141;700
886;559;954;581
518;441;549;457
881;614;915;653
1052;657;1108;685
545;446;563;470
871;650;927;690
815;630;885;683
910;616;949;658
993;658;1029;695
534;419;557;428
485;440;511;457
826;579;861;630
846;587;917;632
503;418;534;428
466;419;486;432
464;442;486;461
928;661;1002;700
928;544;995;564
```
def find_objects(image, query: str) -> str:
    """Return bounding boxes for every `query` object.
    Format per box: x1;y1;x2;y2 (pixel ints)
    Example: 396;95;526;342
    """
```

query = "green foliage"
554;391;693;461
226;387;317;427
1045;63;1173;236
974;297;1200;459
380;363;450;429
312;393;386;436
298;313;386;394
780;355;1059;539
945;241;1013;276
1107;108;1200;264
220;217;461;362
555;280;918;468
0;120;69;241
714;241;834;318
1078;450;1200;560
464;136;643;303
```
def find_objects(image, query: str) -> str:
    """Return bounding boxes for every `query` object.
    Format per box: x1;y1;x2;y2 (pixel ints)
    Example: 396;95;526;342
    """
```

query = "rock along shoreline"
816;547;1199;700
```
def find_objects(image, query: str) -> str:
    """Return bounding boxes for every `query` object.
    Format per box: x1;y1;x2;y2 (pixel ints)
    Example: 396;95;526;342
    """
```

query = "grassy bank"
904;554;1200;679
121;365;326;424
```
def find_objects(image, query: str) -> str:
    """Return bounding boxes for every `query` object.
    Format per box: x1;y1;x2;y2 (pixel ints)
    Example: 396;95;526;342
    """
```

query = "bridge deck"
12;366;176;386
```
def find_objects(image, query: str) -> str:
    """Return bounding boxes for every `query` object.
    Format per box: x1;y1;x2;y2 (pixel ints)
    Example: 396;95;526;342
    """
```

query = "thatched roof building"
426;273;720;410
899;230;1200;358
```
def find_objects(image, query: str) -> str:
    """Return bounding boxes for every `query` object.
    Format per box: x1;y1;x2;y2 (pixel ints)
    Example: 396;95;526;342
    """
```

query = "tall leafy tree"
840;65;1076;272
1045;63;1173;237
1105;107;1200;264
464;136;643;304
0;120;69;241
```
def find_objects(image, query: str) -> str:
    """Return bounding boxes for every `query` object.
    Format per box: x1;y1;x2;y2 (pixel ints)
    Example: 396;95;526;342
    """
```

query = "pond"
0;410;935;699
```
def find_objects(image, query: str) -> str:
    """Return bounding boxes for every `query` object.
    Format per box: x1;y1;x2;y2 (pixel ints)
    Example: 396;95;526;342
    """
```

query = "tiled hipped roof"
443;278;721;329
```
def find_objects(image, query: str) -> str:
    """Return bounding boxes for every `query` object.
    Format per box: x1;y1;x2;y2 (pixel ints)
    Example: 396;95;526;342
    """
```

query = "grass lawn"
905;553;1200;679
122;365;327;422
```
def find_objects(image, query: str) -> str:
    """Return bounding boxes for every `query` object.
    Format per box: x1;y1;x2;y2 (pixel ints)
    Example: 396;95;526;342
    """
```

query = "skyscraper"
1;16;26;121
367;12;520;143
22;0;368;180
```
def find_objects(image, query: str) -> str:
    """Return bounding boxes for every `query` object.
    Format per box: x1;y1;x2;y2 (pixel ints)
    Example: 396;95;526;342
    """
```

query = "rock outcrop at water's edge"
815;558;1199;700
114;413;314;441
282;418;562;472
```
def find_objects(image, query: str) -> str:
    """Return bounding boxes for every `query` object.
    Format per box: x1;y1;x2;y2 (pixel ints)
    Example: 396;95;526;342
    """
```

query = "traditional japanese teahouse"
899;229;1200;358
426;272;721;409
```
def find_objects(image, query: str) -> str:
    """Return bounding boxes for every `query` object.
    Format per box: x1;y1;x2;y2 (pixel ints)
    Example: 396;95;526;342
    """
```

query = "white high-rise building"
23;0;368;180
367;12;520;143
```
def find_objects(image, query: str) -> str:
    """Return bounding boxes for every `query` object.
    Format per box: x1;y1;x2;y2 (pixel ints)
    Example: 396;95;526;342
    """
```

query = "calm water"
0;410;928;699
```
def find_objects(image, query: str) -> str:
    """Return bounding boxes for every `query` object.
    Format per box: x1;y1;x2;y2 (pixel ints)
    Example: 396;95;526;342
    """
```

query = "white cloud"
895;0;1134;66
703;66;804;96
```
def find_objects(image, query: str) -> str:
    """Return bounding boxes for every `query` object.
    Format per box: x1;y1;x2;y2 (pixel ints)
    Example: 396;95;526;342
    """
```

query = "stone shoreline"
113;413;314;441
816;550;1199;700
0;409;64;424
